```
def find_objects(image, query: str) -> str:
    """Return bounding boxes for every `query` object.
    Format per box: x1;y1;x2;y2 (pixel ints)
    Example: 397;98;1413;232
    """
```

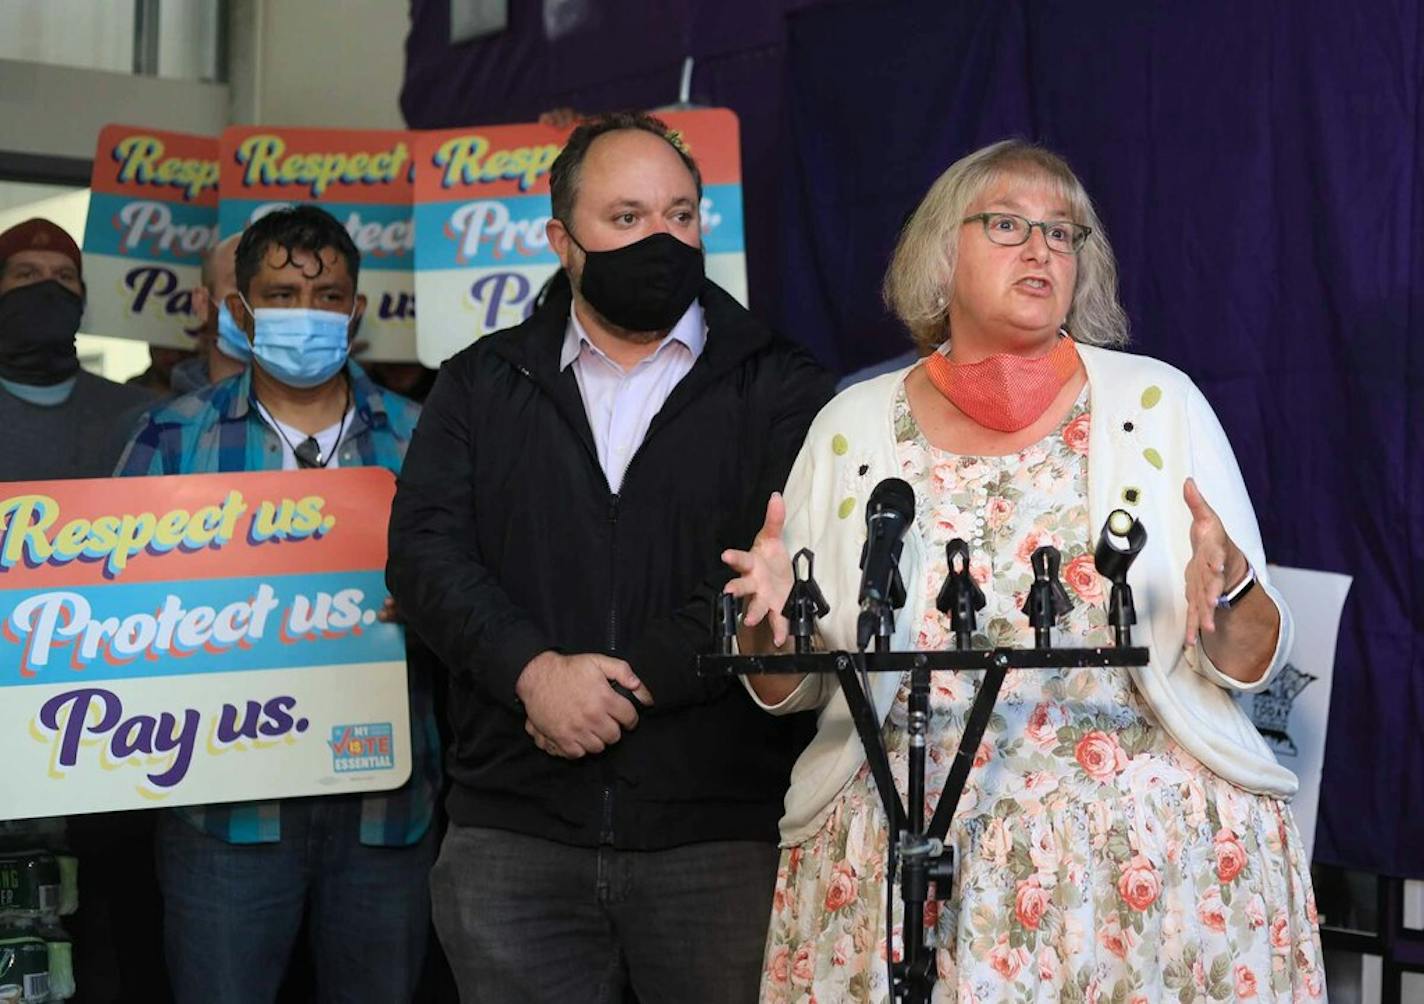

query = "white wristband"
1216;564;1256;609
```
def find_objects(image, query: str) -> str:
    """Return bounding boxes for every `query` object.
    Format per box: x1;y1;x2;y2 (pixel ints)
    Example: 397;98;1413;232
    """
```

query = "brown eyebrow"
605;197;697;213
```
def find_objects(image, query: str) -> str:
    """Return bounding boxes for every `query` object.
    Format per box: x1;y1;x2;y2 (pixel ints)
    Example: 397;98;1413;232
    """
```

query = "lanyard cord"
253;383;352;469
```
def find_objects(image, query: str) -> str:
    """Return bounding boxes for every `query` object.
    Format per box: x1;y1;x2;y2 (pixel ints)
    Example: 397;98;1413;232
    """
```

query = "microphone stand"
705;514;1151;1004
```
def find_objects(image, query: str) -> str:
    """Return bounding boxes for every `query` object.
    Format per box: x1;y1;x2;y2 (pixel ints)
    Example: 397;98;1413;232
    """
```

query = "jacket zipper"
516;361;635;846
607;492;620;652
600;785;615;844
601;490;620;844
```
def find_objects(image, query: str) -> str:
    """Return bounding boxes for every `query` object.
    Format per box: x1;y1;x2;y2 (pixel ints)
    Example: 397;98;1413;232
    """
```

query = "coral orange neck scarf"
925;336;1080;432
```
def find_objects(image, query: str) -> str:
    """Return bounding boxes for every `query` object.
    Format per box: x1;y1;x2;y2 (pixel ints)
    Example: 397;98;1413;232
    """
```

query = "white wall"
1;0;410;158
0;1;135;77
227;0;409;129
1;0;410;378
0;59;228;161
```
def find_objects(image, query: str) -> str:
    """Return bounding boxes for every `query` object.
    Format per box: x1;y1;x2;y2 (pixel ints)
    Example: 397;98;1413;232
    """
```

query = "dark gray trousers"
431;824;778;1004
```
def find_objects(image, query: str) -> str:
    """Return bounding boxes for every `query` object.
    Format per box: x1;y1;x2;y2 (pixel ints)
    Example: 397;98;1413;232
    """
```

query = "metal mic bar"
705;521;1151;1004
697;646;1150;678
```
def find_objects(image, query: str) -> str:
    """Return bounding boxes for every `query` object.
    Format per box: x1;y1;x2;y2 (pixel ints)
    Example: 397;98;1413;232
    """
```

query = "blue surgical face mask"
238;294;353;389
215;301;252;362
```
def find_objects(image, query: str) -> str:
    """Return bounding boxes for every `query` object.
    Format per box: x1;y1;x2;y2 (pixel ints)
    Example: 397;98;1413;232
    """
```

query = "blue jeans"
156;797;436;1004
431;824;778;1004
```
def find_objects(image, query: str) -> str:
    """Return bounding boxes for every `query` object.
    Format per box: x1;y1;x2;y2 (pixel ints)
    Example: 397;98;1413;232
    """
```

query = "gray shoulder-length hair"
883;140;1129;353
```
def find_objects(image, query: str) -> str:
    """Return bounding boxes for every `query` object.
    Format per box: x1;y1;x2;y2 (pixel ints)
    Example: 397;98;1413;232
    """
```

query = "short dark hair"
548;111;703;225
234;204;360;295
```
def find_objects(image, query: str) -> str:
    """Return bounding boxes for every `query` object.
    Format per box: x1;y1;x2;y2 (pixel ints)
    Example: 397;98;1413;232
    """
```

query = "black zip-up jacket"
387;278;835;849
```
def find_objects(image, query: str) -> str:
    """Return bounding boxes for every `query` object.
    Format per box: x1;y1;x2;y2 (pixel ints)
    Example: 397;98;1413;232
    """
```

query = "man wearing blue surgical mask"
226;218;366;457
171;233;248;394
115;205;440;1004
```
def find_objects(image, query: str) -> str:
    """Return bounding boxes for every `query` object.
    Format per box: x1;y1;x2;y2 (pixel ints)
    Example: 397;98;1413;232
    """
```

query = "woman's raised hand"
721;492;795;649
1182;477;1248;646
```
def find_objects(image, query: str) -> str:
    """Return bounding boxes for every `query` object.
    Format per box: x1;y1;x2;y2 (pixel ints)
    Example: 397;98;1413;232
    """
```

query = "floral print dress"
761;385;1325;1003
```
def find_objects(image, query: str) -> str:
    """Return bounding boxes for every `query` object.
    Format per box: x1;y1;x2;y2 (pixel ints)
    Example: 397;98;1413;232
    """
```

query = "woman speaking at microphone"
723;140;1324;1002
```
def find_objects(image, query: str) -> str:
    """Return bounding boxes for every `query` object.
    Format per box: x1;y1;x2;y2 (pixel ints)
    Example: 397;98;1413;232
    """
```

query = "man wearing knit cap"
0;217;155;480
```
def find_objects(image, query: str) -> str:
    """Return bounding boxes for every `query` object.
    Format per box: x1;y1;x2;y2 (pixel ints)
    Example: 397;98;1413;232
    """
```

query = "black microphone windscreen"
866;477;915;524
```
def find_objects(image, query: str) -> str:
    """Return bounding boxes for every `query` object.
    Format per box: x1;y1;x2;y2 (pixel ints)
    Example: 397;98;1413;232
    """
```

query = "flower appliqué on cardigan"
1108;385;1167;509
830;432;876;520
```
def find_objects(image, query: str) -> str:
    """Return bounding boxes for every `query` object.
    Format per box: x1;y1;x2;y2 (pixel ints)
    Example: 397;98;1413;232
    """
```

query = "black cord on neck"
255;381;352;469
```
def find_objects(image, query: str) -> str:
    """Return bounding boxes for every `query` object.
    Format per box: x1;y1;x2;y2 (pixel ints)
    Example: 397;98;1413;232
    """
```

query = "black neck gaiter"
0;280;83;386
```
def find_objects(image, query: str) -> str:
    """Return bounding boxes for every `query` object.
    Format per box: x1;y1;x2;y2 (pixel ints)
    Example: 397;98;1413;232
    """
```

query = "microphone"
856;477;915;648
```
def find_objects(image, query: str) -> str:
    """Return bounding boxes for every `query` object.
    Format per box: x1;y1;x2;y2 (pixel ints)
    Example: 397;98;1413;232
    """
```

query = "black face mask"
0;280;83;386
568;230;705;333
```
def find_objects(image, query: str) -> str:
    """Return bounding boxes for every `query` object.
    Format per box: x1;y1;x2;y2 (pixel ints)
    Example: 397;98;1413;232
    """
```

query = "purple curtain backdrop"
401;0;1424;878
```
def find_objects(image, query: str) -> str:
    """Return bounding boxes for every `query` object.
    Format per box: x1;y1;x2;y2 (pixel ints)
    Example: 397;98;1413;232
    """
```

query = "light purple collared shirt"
560;301;706;493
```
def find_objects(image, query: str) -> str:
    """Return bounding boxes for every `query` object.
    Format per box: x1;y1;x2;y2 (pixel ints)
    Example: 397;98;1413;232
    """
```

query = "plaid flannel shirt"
114;362;441;846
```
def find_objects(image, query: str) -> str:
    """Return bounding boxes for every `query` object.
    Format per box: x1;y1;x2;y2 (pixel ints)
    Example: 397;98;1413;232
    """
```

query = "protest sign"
81;125;220;348
0;468;411;818
412;108;746;366
219;127;416;361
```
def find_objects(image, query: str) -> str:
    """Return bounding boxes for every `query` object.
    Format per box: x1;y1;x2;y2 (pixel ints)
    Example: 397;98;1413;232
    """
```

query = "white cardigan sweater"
753;344;1297;846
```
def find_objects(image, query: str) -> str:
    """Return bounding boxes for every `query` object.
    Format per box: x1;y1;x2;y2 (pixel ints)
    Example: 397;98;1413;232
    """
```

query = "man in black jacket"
387;112;833;1002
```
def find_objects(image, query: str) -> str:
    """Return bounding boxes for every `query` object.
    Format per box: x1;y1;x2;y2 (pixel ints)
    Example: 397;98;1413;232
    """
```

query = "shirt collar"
229;360;389;432
559;299;707;372
0;374;77;407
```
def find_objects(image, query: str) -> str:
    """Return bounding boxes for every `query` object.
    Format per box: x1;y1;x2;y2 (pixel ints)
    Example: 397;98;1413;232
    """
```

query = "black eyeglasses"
962;212;1092;254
